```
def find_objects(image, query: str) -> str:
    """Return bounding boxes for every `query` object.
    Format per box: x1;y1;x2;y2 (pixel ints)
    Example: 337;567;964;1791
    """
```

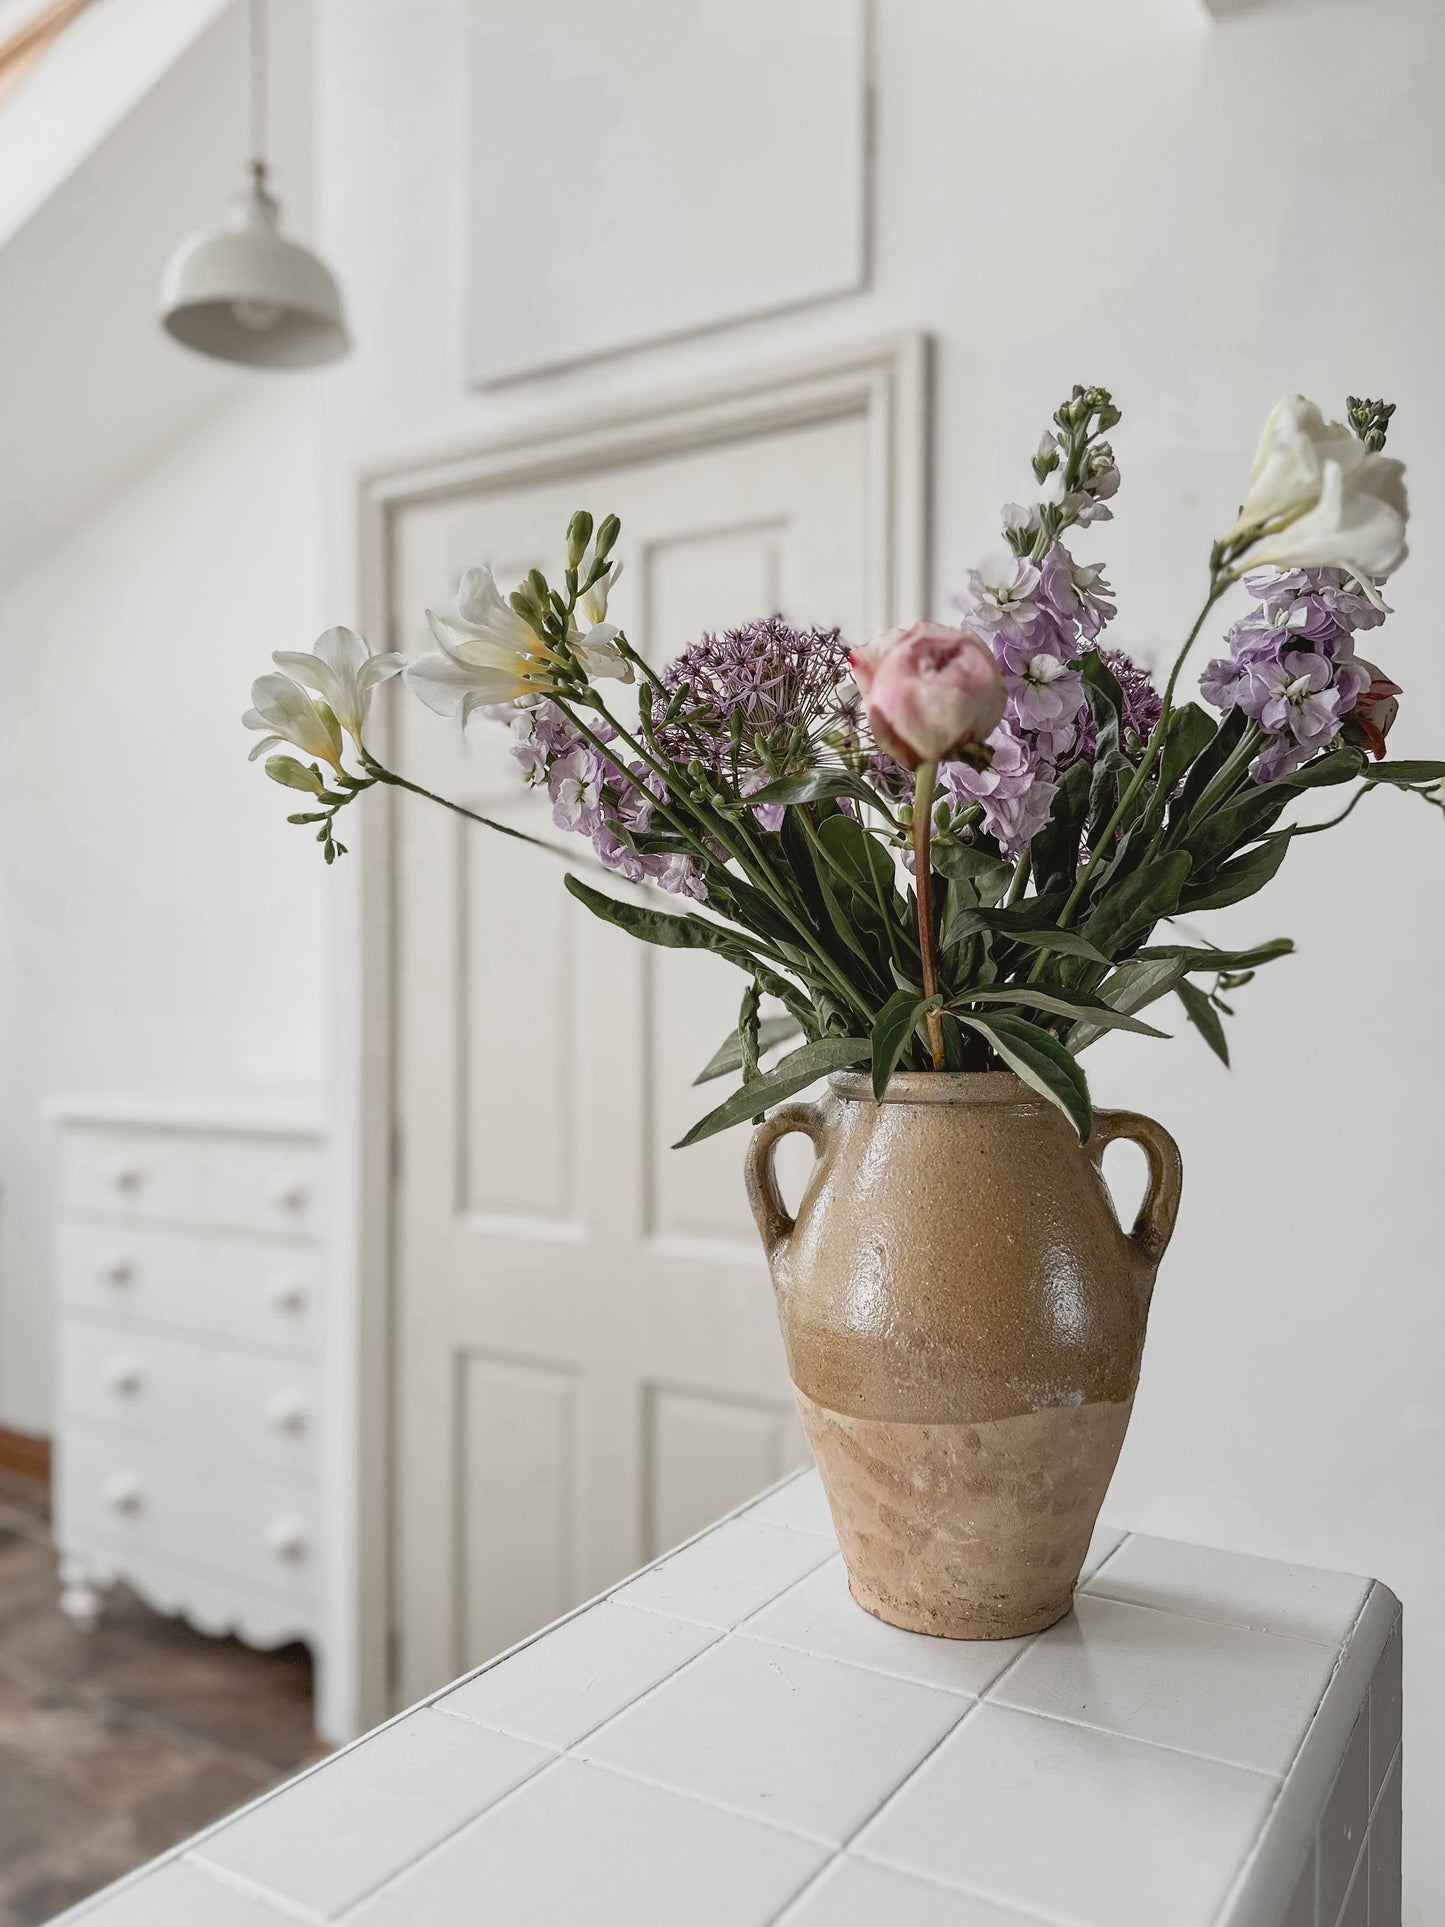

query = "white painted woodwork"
464;0;867;383
370;341;927;1706
52;1105;331;1677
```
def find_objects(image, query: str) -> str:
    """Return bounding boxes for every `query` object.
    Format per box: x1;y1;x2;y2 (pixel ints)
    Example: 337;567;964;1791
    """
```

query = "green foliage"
675;1036;869;1147
694;1014;803;1085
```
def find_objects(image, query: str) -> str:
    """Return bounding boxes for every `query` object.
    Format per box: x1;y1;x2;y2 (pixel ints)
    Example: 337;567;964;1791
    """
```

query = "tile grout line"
976;1695;1286;1780
766;1545;1151;1927
324;1749;570;1922
182;1852;327;1925
1077;1580;1365;1650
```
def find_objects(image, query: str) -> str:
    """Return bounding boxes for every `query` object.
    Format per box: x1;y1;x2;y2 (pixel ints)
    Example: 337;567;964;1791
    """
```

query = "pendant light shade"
161;162;349;369
159;0;349;369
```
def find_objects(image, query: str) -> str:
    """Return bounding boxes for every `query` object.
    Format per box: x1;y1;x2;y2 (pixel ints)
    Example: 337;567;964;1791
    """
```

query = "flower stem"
912;761;946;1071
361;756;558;851
1053;577;1229;931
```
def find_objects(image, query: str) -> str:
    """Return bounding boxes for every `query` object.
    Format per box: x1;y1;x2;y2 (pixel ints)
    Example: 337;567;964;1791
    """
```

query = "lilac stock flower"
1200;567;1384;782
942;540;1158;858
508;702;706;899
1039;544;1117;639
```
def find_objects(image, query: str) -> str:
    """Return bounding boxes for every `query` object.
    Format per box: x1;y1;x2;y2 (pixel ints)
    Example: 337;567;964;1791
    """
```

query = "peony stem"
912;761;946;1071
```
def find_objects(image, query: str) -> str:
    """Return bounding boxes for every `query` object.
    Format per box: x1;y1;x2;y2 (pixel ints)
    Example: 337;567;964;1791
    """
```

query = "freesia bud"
851;622;1007;769
566;510;593;569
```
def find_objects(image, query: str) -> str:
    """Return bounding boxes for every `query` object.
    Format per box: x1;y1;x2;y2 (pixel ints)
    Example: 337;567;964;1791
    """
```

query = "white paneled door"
374;346;925;1706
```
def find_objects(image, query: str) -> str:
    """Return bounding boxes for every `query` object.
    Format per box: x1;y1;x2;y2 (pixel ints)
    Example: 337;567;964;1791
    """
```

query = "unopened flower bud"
566;510;593;569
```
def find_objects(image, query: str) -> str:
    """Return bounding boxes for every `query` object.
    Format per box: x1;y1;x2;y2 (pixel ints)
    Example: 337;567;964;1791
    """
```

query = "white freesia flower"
1224;395;1408;593
244;673;345;769
579;560;621;628
270;626;404;745
570;563;633;682
409;565;563;720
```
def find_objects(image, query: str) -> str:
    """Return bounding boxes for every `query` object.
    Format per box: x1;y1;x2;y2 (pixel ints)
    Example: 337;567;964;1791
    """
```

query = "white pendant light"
160;0;349;368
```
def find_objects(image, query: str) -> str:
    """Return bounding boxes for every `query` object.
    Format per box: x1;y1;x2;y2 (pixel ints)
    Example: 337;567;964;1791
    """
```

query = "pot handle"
744;1102;830;1263
1087;1109;1183;1268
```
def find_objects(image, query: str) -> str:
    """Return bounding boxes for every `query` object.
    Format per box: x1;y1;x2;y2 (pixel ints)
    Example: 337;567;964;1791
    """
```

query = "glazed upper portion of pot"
745;1073;1181;1426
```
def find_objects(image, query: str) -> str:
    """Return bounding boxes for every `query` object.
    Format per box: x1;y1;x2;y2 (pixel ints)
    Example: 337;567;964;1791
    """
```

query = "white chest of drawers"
51;1099;329;1670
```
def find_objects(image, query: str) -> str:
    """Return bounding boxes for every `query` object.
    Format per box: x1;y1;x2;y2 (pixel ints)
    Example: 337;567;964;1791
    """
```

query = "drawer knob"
109;1163;144;1194
269;1179;310;1214
264;1517;308;1561
99;1256;134;1288
103;1355;143;1396
102;1474;144;1515
265;1391;309;1434
267;1277;309;1315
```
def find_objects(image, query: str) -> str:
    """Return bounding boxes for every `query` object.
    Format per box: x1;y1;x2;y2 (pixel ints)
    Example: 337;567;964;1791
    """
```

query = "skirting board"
0;1424;51;1483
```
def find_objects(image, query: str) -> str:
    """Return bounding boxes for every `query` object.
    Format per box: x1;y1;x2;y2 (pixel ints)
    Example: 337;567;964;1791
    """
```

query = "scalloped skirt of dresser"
58;1423;320;1644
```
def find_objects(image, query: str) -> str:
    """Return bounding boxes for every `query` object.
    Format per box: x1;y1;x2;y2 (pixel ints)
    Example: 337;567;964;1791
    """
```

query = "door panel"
388;405;889;1703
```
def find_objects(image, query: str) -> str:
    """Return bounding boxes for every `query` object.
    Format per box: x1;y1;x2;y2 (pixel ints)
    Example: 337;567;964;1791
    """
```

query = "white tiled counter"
57;1473;1402;1927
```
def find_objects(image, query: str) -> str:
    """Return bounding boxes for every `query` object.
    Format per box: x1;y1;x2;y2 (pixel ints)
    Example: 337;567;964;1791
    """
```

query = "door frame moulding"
345;330;931;1731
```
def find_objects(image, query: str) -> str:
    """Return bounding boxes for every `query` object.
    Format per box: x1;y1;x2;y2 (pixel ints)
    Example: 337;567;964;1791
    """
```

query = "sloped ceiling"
0;0;316;585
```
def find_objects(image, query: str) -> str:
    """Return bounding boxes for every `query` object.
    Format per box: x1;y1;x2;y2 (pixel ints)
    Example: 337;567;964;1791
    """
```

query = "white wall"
0;385;328;1432
316;0;1443;1908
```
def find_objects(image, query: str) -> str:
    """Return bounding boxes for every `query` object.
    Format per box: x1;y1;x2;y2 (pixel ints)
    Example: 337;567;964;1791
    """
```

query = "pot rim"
828;1070;1049;1108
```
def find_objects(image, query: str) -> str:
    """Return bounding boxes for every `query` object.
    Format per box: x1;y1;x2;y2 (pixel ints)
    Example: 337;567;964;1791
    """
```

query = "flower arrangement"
246;388;1440;1146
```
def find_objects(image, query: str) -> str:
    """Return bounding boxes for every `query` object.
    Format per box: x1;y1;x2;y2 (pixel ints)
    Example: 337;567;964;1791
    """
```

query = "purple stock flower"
1039;544;1117;640
941;540;1157;859
1200;568;1385;782
507;701;706;899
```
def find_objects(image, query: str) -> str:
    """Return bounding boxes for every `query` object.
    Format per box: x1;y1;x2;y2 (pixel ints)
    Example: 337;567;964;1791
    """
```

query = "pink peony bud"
850;622;1008;769
1348;658;1402;760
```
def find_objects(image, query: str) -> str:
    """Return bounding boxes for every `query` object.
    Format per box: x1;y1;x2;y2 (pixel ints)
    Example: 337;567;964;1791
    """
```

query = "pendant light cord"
248;0;268;181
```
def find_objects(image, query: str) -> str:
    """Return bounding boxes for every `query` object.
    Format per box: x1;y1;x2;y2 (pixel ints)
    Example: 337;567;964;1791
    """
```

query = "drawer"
57;1224;322;1355
206;1138;325;1238
59;1425;319;1609
57;1127;208;1226
61;1321;320;1482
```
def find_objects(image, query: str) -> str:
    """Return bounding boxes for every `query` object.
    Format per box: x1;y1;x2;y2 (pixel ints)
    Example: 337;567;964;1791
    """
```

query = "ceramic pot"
744;1071;1181;1639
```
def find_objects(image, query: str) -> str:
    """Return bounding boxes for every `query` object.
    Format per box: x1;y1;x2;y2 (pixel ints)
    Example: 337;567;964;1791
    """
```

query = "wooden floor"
0;1466;322;1925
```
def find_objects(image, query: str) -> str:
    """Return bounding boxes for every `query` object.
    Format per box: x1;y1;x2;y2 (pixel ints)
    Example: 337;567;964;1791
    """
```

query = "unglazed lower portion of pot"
746;1073;1182;1642
795;1386;1134;1639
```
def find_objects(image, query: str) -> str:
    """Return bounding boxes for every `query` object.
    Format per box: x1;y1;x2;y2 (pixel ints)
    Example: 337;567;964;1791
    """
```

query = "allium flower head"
644;615;864;785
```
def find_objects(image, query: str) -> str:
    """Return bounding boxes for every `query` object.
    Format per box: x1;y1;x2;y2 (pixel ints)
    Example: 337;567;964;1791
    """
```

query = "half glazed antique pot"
744;1072;1182;1640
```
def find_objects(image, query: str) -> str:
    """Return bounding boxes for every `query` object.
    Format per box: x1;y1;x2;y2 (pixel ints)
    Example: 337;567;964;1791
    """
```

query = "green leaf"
1080;851;1192;956
1364;760;1445;786
563;873;807;1017
1156;703;1217;798
871;989;938;1098
953;988;1168;1039
745;767;891;813
816;814;898;895
1177;833;1292;912
1172;704;1250;826
1031;760;1092;893
1282;747;1367;790
1135;937;1295;974
266;755;327;795
954;1013;1093;1141
940;903;1109;963
674;1036;869;1147
1068;955;1189;1053
930;840;1013;905
693;1014;803;1085
1176;980;1230;1066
